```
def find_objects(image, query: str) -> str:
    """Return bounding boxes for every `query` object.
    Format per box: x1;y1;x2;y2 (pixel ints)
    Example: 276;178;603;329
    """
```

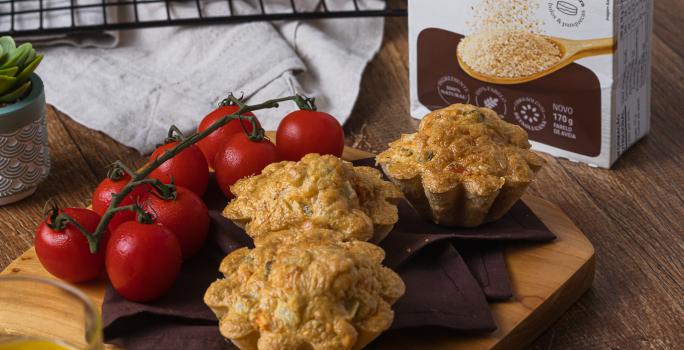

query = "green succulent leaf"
15;54;42;84
0;37;42;104
22;48;36;71
0;80;31;103
13;43;33;69
0;66;19;77
0;44;30;70
0;75;18;95
0;36;16;53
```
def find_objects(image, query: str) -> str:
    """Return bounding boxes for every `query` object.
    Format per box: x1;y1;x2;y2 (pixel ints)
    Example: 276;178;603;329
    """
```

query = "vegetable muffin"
376;104;544;227
204;229;405;350
223;154;403;243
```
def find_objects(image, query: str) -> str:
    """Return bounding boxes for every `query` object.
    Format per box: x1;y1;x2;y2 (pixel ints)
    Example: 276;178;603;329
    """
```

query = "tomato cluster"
34;97;344;302
202;102;345;198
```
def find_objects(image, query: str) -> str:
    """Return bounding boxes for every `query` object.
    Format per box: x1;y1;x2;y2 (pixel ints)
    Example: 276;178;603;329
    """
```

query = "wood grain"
1;8;683;349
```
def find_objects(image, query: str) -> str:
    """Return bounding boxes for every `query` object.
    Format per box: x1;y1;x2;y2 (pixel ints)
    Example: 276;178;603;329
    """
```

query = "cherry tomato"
142;186;210;259
276;109;345;161
214;133;279;198
35;208;108;283
197;105;260;169
92;174;149;232
149;142;209;197
106;221;182;302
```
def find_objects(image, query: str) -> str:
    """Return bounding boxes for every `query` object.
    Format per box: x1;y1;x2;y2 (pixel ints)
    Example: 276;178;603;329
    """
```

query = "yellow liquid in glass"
0;339;77;350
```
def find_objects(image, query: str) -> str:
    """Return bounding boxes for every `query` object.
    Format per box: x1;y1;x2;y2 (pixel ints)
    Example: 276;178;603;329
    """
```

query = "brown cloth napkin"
102;159;555;349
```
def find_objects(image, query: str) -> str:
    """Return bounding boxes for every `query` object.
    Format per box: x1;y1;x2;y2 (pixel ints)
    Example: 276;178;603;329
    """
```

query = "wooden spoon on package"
457;36;615;85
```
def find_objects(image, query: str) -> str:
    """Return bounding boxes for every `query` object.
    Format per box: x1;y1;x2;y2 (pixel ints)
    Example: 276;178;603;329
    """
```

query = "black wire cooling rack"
1;0;406;37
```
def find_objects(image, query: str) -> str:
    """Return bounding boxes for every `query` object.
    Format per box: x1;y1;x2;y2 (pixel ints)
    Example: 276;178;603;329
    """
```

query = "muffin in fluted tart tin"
377;104;544;227
204;228;405;350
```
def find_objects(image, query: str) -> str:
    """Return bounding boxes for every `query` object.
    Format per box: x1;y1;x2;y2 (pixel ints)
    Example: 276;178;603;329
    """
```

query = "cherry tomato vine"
49;93;313;253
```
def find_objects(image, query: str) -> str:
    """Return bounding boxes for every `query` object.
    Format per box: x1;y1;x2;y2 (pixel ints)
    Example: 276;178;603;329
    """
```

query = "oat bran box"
409;0;653;168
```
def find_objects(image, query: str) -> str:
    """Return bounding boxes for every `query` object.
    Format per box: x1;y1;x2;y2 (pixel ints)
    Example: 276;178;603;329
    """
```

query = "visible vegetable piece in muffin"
377;104;544;227
223;154;403;243
204;230;405;350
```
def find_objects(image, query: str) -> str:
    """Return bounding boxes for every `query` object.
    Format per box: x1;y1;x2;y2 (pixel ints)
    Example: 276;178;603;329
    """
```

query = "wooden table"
2;6;683;349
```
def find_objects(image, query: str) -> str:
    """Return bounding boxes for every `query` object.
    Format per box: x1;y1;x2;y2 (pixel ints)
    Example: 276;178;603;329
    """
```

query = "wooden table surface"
2;5;683;349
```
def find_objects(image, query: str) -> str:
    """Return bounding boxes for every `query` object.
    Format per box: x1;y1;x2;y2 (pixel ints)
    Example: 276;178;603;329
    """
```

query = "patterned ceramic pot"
0;74;49;206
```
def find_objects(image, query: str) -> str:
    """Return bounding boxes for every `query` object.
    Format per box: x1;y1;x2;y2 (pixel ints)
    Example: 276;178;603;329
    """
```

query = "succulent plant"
0;36;43;104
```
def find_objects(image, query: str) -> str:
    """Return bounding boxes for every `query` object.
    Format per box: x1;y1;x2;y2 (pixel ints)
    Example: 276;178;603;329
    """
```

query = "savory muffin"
204;229;405;350
223;154;403;243
377;104;544;227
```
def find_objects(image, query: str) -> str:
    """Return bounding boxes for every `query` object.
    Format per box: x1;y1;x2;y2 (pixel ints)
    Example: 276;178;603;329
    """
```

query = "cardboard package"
409;0;653;168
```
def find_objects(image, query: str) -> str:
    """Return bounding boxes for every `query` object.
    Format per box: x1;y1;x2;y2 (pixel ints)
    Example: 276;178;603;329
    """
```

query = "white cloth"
17;0;385;153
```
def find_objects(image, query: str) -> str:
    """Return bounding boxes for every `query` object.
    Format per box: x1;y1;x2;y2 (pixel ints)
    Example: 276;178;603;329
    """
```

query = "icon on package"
556;1;578;16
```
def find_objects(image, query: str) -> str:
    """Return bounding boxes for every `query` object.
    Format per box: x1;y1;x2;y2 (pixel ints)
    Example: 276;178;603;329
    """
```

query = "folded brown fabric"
457;243;512;301
393;200;555;242
102;162;555;349
388;241;495;331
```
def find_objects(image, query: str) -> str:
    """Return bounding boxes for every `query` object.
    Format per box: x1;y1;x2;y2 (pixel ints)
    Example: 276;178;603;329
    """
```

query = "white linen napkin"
20;0;385;153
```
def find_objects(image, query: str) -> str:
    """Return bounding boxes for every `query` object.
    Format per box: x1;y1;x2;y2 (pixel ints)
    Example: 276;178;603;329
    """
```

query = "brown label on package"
417;28;601;157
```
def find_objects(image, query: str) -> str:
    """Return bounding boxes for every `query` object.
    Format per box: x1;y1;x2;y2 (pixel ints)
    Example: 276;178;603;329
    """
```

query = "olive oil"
0;338;77;350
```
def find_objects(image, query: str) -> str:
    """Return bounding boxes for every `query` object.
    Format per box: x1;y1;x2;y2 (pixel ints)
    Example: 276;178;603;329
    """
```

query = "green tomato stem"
50;93;306;253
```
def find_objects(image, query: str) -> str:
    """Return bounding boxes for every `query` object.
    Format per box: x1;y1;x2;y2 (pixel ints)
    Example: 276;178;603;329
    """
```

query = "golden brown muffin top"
223;154;403;242
377;104;544;195
204;229;405;350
